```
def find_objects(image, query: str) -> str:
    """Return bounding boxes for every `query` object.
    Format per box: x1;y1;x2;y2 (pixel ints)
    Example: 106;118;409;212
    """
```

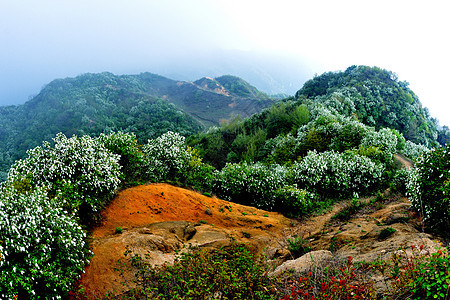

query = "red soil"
72;183;292;298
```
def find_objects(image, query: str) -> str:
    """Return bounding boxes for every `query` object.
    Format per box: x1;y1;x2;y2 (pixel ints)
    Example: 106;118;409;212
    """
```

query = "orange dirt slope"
73;183;294;298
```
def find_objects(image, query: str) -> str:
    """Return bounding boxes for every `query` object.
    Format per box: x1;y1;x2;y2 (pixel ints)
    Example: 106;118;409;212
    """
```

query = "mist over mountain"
0;50;312;107
0;72;273;180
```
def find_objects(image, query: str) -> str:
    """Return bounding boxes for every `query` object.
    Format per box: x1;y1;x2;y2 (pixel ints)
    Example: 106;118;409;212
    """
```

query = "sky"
1;0;449;126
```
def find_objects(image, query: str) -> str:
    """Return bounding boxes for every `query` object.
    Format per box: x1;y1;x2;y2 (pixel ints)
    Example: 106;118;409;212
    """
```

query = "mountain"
0;72;273;179
295;65;442;147
188;65;448;170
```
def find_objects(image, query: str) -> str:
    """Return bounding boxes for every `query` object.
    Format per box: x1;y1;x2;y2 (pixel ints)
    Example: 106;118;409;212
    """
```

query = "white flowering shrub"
291;150;384;198
212;162;289;210
6;133;122;221
142;131;193;181
406;145;450;234
402;140;429;160
271;185;316;217
361;128;398;155
97;131;145;182
0;186;90;299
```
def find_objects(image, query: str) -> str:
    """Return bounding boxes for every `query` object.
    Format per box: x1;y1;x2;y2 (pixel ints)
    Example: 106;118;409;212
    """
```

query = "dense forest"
0;72;273;180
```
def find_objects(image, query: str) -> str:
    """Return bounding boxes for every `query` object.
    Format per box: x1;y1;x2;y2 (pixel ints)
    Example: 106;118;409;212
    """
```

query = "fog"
1;0;449;126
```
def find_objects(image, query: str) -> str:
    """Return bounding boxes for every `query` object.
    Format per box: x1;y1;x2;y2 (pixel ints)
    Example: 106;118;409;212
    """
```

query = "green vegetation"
1;66;449;298
119;243;277;299
406;144;450;236
0;72;272;181
378;227;397;239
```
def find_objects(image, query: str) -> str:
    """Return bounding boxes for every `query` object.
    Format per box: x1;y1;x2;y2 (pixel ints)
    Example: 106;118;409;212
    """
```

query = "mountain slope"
295;65;441;147
0;72;273;179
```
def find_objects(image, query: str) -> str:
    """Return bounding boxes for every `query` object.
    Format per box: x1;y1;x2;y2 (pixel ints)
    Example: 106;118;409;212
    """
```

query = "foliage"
212;162;289;210
283;256;375;299
6;133;122;224
287;236;311;258
295;65;444;148
406;145;450;234
378;227;397;239
120;243;277;299
331;198;363;221
142;131;192;182
401;140;429;160
272;185;316;218
291;150;384;199
97;131;145;183
368;245;450;300
0;186;90;299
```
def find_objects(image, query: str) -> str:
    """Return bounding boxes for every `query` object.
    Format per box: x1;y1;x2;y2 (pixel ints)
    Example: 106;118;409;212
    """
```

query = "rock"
382;213;410;225
205;208;212;215
184;224;197;240
270;250;333;277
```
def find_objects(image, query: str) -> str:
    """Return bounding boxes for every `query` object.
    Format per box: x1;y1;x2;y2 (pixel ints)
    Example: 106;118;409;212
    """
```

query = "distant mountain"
0;72;273;179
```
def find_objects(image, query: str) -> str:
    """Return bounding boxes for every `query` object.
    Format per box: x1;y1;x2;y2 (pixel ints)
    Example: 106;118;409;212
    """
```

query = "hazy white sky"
1;0;449;126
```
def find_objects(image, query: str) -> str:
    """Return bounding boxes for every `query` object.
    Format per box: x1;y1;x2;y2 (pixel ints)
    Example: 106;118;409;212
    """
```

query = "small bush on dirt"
331;198;363;221
378;227;397;240
120;243;278;299
287;236;311;258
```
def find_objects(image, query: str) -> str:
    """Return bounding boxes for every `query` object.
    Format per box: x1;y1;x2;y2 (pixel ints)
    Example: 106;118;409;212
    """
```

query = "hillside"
1;66;449;299
295;65;446;147
0;72;273;180
188;66;448;170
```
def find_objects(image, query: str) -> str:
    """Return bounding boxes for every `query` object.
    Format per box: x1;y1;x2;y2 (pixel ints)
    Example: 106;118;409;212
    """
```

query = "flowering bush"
402;140;429;160
212;162;289;210
0;186;90;299
97;131;145;183
142;131;193;181
361;128;399;155
406;145;450;234
6;133;122;221
291;150;384;199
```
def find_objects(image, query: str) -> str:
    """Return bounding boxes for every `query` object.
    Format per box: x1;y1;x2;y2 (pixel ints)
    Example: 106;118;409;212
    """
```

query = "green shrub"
272;185;315;218
380;245;450;300
0;186;90;299
406;145;450;234
6;133;122;224
121;243;277;299
286;236;311;258
97;131;145;183
212;162;289;210
378;227;397;239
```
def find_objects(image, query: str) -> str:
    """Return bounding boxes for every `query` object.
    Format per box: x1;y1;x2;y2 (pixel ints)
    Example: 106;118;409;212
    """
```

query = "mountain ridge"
0;72;273;179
